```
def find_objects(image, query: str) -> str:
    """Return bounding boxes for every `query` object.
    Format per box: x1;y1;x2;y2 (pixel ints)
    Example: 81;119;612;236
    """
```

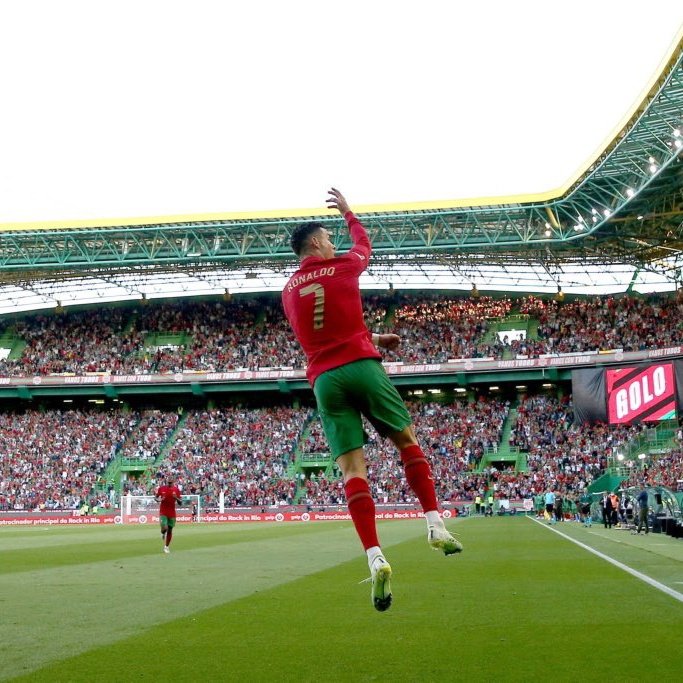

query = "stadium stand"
1;292;683;376
0;409;132;511
157;406;308;507
0;292;682;515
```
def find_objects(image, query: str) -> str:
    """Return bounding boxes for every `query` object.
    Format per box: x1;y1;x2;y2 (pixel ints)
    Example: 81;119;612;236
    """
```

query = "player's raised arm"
326;187;371;259
326;187;351;215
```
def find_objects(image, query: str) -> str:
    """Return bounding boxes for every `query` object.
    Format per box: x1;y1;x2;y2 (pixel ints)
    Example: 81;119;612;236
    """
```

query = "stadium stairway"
96;410;188;496
383;301;396;328
526;317;540;340
0;330;26;360
477;403;523;472
97;456;122;496
290;412;318;467
289;413;331;502
122;309;137;335
587;473;626;496
500;406;517;452
152;409;189;469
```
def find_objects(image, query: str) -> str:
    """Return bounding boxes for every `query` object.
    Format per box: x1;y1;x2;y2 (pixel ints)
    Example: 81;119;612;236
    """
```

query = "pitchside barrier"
0;509;443;526
0;499;542;526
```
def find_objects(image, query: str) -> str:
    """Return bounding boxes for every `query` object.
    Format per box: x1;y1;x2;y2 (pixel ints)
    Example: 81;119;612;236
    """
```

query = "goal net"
119;494;202;524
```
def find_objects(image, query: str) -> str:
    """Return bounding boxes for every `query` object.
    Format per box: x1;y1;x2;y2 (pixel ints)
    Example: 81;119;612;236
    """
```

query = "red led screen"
605;363;676;424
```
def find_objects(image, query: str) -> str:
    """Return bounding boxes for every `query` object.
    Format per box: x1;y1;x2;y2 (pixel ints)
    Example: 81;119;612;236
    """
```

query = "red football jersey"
156;485;181;518
282;211;380;386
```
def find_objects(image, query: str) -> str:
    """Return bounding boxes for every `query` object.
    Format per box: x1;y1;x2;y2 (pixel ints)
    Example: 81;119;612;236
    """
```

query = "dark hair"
290;221;324;257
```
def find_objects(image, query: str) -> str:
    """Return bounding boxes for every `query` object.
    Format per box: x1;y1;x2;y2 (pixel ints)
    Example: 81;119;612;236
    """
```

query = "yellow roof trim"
0;186;564;232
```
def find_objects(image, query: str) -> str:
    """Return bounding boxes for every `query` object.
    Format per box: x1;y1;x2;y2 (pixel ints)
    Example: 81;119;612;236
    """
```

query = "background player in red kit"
155;475;183;554
282;188;462;612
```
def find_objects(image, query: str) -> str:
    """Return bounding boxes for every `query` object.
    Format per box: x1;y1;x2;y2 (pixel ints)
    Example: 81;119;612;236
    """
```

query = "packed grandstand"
1;291;682;519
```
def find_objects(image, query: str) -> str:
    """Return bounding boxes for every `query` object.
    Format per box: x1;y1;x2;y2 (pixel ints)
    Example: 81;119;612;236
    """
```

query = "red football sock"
344;477;379;550
165;529;173;546
400;444;439;513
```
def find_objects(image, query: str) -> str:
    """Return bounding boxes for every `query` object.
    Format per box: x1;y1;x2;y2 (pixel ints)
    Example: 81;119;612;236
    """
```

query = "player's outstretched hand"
326;187;351;215
377;333;400;351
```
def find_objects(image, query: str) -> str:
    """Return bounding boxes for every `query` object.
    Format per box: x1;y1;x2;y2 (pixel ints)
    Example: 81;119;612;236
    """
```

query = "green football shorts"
159;515;176;528
313;358;412;458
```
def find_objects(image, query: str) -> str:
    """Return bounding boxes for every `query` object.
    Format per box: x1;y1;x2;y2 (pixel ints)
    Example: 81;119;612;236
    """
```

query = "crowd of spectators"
518;294;683;354
0;309;141;375
489;395;646;505
0;396;680;513
155;405;310;508
0;409;132;511
624;448;683;491
0;291;681;509
384;295;513;362
116;410;179;462
299;395;655;509
299;421;328;455
1;292;681;377
301;398;510;506
125;299;305;373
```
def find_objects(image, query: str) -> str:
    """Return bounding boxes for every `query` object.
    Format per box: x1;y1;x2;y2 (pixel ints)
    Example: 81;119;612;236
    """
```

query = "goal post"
120;494;202;524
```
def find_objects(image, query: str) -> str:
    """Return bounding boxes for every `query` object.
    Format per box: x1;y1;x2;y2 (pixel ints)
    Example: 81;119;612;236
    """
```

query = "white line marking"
530;518;683;604
587;531;622;544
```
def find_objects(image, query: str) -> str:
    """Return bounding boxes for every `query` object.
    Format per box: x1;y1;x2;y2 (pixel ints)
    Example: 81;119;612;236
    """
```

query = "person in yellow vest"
475;495;482;515
486;493;494;516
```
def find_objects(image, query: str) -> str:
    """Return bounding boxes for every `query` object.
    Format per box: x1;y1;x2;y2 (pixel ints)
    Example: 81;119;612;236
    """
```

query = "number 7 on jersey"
300;283;325;329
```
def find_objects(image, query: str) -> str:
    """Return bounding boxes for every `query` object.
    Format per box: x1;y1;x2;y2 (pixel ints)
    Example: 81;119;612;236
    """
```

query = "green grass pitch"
1;516;682;682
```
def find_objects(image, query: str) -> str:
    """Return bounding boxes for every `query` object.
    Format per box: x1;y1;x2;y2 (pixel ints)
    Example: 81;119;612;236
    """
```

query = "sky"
1;1;682;228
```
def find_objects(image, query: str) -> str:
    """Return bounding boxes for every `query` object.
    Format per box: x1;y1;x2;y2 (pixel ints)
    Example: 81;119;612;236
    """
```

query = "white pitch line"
587;531;623;544
530;518;683;604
